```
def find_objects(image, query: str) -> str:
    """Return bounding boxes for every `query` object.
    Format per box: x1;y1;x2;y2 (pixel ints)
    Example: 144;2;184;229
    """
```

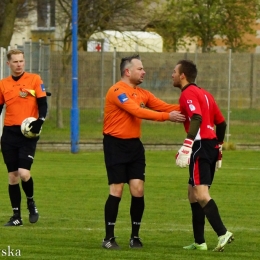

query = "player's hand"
46;91;52;97
176;138;194;167
215;143;223;170
169;111;186;123
29;118;44;134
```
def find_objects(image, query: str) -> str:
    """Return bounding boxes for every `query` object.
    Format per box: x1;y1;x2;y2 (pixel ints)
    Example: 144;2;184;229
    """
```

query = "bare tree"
54;0;160;128
0;0;25;48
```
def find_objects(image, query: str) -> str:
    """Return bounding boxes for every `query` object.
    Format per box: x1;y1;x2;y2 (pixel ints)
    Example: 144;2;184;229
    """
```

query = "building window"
37;0;55;30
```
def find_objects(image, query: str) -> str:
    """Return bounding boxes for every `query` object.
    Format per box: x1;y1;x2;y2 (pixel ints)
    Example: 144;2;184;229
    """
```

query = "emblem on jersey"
140;102;145;108
20;88;36;97
187;100;192;104
19;91;28;98
41;84;46;91
118;93;128;103
189;104;196;111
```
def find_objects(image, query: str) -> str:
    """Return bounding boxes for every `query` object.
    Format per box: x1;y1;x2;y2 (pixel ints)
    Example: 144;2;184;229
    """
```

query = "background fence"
1;46;260;150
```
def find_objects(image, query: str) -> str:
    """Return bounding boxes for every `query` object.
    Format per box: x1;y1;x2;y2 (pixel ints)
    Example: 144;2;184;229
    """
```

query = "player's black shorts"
1;126;39;171
103;134;146;185
188;139;219;187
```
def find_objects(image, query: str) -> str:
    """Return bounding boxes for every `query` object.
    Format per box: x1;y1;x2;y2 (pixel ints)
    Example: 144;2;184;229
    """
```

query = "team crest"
140;102;145;108
19;91;28;98
189;104;196;111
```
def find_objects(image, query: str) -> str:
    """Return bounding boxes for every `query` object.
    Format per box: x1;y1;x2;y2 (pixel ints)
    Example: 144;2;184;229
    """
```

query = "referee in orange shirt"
102;54;185;249
0;49;47;226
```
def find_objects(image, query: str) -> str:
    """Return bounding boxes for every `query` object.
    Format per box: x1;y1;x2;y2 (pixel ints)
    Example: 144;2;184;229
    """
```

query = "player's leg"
193;168;230;250
19;167;39;224
128;139;145;248
5;169;23;226
183;184;207;250
183;142;207;250
103;182;124;249
1;134;23;226
195;140;234;252
197;185;234;252
129;179;144;248
102;156;126;248
102;135;128;249
20;138;39;224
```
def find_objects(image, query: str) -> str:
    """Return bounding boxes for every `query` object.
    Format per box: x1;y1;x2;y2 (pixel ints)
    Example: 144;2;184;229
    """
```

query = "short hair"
120;54;140;77
6;49;24;61
176;60;197;83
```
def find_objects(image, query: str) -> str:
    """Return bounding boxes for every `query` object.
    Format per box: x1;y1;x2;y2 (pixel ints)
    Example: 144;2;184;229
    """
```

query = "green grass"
41;108;260;145
0;150;259;259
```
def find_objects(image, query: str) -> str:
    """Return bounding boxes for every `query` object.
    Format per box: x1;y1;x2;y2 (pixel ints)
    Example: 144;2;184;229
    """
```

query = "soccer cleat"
213;231;234;252
102;237;120;249
183;242;208;250
129;237;143;248
27;201;39;223
4;214;23;226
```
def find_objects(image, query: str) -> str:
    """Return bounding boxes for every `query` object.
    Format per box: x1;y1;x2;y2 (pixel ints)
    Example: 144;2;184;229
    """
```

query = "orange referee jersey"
0;72;46;126
103;81;180;139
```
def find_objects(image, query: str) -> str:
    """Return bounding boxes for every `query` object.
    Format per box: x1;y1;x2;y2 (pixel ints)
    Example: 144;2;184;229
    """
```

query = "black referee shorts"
188;139;219;187
1;126;39;172
103;134;146;185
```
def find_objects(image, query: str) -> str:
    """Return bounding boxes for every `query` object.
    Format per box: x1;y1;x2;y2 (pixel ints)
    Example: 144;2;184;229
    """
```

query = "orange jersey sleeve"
143;89;180;112
0;72;47;126
103;81;180;139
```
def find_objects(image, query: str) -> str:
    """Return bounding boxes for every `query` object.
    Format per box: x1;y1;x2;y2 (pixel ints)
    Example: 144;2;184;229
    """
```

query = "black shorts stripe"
189;139;218;187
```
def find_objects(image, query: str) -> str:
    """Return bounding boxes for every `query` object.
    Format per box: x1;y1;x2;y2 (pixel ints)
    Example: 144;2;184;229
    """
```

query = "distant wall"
49;52;260;110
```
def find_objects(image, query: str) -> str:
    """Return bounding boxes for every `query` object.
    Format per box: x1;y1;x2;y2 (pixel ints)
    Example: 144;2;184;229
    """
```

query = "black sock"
21;177;34;202
203;199;227;236
130;196;144;238
104;194;121;240
191;202;205;244
9;184;21;217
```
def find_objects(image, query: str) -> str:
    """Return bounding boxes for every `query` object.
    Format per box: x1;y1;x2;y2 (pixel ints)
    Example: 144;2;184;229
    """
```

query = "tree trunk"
0;0;20;48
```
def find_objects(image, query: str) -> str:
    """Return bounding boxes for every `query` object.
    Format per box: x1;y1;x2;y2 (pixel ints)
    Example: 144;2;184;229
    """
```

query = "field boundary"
37;142;260;151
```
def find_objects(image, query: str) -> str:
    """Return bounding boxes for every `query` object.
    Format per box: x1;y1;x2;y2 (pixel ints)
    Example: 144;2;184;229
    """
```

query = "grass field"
0;150;259;259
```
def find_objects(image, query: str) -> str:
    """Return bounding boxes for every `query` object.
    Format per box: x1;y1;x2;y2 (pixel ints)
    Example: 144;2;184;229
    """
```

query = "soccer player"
0;49;47;226
172;59;234;252
102;54;185;249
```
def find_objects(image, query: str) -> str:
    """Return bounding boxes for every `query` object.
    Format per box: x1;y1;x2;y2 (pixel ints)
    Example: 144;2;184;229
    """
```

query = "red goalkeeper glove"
176;138;194;168
215;143;223;170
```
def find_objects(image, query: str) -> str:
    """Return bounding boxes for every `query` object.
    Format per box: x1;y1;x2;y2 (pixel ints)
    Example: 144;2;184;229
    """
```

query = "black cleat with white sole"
4;214;23;226
102;237;120;249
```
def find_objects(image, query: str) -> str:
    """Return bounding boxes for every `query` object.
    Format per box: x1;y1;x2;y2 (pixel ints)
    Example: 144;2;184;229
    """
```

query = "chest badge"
19;91;28;98
140;102;145;108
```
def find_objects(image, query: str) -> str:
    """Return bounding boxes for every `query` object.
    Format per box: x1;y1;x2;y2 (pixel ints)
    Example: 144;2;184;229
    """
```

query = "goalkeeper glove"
215;143;223;170
176;138;194;168
29;118;44;134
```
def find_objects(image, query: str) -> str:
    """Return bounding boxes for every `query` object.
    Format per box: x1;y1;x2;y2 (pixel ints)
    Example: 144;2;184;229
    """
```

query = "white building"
87;30;163;53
